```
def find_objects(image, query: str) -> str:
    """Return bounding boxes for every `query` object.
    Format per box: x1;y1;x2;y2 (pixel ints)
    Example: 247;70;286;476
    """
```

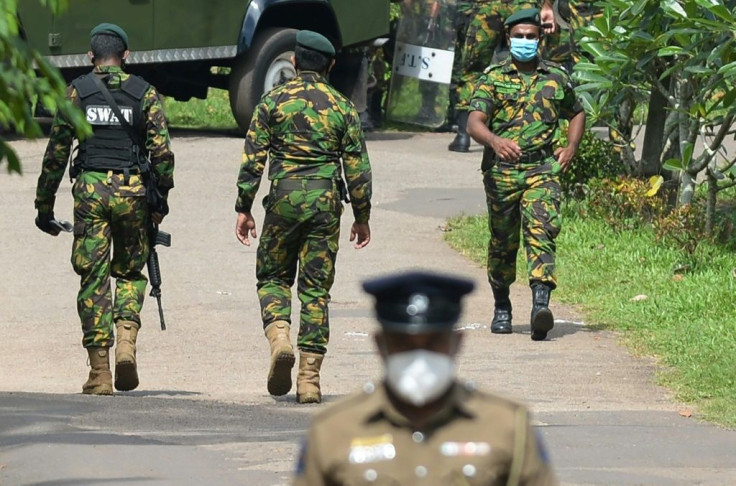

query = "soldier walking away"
235;31;373;404
448;0;556;153
294;271;558;485
34;23;175;395
467;8;585;340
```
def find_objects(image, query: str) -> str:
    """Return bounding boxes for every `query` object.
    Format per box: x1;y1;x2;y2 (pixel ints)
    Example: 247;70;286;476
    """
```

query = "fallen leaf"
678;409;693;418
639;256;646;263
672;274;684;282
437;224;451;232
630;294;649;302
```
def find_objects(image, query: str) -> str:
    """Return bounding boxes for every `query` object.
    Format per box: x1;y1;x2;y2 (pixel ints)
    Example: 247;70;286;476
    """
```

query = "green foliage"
164;89;238;130
444;208;736;427
560;131;623;199
653;200;708;258
0;0;91;174
584;177;669;231
574;0;736;183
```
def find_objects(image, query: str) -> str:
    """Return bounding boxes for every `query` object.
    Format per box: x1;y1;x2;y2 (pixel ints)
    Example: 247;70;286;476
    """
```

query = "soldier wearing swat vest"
34;23;174;395
294;271;557;485
235;30;372;404
467;8;584;340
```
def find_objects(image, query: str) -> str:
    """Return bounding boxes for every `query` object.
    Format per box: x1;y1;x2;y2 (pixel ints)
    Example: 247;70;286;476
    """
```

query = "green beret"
296;30;335;56
90;23;129;49
504;8;542;29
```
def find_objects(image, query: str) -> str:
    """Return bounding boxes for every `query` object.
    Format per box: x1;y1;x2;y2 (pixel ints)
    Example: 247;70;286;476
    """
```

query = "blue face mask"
509;38;539;62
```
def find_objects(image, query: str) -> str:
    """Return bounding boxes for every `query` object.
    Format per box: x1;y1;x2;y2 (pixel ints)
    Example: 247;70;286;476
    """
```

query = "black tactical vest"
71;73;149;173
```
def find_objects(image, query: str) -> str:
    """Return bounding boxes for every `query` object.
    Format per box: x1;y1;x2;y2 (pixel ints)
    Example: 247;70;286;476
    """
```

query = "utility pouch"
481;147;497;172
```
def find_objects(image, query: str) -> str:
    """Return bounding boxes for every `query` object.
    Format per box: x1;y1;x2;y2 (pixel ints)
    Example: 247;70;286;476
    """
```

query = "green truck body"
18;0;392;129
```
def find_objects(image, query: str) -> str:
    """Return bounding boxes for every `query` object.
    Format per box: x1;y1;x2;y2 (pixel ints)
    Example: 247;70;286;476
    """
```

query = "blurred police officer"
235;31;373;404
294;271;557;485
34;23;175;395
467;8;585;340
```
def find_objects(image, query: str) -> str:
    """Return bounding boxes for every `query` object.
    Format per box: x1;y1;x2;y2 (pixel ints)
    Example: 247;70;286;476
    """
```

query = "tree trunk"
639;78;670;177
706;171;717;236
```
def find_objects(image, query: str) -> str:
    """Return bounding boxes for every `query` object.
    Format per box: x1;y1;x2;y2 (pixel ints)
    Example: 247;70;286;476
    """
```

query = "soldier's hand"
491;137;522;162
350;222;371;249
540;2;556;34
555;146;576;172
35;212;61;236
236;212;258;246
151;212;165;224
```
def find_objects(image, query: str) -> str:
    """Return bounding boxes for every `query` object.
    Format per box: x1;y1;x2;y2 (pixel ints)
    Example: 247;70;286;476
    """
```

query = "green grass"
164;88;238;130
445;208;736;428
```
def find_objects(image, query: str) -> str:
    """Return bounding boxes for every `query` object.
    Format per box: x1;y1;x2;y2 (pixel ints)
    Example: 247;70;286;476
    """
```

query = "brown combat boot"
115;320;140;391
265;320;295;396
82;347;113;395
296;351;324;404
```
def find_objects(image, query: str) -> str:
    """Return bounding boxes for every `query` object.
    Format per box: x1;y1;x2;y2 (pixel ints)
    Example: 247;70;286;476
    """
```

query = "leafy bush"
560;130;623;199
584;177;668;231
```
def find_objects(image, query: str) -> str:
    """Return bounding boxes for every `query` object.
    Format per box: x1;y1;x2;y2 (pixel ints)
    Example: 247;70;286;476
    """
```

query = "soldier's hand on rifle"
350;222;371;249
541;1;556;34
236;211;258;246
151;212;165;224
35;212;61;236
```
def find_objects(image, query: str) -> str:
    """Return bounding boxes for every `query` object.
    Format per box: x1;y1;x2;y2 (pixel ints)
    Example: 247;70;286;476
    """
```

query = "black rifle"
89;73;171;330
147;224;171;330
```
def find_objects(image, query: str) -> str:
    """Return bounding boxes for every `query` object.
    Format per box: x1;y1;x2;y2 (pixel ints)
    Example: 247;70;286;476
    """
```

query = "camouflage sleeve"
341;105;372;224
34;85;76;214
235;98;272;213
558;72;584;120
142;86;175;194
469;73;496;117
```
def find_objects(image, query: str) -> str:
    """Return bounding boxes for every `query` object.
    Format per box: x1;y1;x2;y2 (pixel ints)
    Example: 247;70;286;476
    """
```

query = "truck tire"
229;27;298;132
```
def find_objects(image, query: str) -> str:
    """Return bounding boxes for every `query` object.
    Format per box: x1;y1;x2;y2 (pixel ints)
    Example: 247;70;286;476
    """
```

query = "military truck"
17;0;393;130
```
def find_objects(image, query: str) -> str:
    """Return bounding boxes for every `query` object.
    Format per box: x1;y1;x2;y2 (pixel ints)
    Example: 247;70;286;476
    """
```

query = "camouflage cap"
90;23;129;49
504;8;542;29
362;271;475;334
296;30;335;56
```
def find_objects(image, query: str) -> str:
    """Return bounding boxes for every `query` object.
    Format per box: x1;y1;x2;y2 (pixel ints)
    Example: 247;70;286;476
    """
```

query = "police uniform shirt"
294;381;558;485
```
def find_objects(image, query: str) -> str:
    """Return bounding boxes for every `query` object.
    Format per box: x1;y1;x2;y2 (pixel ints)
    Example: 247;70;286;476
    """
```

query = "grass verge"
164;88;238;130
445;208;736;428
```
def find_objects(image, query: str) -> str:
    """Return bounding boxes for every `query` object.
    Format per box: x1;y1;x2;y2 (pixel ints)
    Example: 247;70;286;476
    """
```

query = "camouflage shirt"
35;65;175;213
469;57;583;153
235;71;372;224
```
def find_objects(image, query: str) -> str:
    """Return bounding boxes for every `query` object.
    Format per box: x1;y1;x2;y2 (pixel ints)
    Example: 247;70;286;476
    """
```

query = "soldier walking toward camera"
467;9;585;340
235;30;372;404
34;23;175;394
449;0;556;153
294;271;558;485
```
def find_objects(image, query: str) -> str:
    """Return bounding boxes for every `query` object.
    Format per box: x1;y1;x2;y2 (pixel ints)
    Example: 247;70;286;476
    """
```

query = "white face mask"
385;350;455;407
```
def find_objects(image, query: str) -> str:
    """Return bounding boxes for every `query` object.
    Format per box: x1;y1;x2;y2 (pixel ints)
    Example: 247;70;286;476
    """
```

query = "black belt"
273;178;333;191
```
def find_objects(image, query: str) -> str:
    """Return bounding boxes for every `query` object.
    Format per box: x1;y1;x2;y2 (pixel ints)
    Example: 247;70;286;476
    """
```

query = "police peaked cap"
504;8;542;29
296;30;336;56
90;23;129;49
362;271;475;334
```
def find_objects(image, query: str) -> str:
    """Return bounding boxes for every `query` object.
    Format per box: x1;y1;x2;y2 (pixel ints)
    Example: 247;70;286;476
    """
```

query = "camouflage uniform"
235;71;372;355
469;57;582;289
542;0;603;70
35;65;174;349
455;0;539;113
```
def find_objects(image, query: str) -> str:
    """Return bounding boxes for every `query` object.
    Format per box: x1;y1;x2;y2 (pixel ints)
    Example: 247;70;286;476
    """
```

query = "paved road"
1;130;735;485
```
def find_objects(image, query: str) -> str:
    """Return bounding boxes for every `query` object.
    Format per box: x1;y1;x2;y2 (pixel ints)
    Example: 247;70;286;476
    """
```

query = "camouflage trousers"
72;171;149;348
483;157;562;290
455;0;536;112
256;180;343;355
